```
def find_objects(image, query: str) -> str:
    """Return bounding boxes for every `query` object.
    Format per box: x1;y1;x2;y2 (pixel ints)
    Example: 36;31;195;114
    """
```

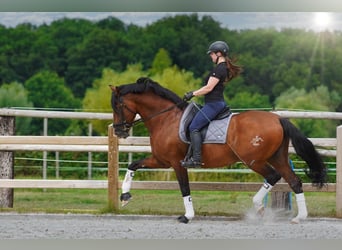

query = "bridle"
112;96;139;135
112;94;185;137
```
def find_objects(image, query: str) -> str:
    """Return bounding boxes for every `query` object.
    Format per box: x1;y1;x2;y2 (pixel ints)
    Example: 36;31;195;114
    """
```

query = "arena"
1;212;341;239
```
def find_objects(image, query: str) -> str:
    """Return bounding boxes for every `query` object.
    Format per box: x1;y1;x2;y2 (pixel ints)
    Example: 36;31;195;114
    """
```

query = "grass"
0;188;337;218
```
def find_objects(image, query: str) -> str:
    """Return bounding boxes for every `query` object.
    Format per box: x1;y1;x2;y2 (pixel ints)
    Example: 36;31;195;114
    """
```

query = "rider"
181;40;243;168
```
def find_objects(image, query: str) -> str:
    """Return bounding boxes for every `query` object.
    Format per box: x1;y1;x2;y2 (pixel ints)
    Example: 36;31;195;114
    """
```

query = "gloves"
183;91;194;101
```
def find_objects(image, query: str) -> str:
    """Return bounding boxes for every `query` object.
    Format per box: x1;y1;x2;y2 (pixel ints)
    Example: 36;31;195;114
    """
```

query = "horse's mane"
117;77;187;110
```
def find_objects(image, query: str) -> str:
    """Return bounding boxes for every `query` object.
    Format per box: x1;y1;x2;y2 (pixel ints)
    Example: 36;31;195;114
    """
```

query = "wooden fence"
0;108;341;216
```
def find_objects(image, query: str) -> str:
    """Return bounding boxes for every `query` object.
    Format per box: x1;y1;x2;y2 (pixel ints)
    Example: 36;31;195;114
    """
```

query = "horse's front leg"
120;159;146;206
120;157;162;206
173;165;194;224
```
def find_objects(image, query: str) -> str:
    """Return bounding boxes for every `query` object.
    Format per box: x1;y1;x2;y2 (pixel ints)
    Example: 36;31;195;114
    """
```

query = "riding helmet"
207;41;229;56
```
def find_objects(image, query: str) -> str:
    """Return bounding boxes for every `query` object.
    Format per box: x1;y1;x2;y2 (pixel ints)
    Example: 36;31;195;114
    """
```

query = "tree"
271;62;313;98
151;66;200;97
47;18;95;77
25;71;81;135
0;14;341;116
83;63;201;135
228;92;271;111
0;82;33;134
3;23;41;83
149;48;172;75
65;28;127;98
275;86;339;137
83;65;146;135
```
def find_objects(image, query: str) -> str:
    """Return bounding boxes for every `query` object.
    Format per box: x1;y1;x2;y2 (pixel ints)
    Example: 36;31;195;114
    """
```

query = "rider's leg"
181;102;225;168
181;129;203;168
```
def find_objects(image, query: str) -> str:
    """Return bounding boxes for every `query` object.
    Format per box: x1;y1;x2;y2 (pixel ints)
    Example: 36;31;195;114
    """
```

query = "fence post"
269;159;293;210
0;116;14;207
107;124;119;211
336;125;342;217
88;123;93;180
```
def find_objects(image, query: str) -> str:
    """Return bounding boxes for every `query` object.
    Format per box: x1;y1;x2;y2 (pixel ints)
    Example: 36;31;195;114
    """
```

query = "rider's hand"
183;91;194;101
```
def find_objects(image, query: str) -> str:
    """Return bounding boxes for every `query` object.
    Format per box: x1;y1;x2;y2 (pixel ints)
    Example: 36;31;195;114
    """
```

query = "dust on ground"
0;210;341;239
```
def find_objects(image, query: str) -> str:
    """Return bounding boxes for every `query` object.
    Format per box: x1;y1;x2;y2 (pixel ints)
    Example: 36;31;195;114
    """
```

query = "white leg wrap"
253;182;273;211
122;169;135;193
183;195;195;220
291;193;308;224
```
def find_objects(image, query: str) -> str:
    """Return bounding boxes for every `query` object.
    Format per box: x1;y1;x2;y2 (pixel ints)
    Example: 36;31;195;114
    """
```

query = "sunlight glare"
314;12;332;31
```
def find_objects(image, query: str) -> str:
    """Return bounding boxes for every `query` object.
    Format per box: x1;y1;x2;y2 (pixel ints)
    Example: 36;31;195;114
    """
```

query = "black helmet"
207;41;229;56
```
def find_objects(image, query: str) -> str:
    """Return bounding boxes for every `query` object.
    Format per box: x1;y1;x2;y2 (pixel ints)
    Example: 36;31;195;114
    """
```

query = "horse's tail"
279;118;327;188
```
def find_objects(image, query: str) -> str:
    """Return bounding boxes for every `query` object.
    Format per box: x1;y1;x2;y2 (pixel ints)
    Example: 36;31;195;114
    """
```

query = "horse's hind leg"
268;156;308;224
250;163;282;215
278;170;308;224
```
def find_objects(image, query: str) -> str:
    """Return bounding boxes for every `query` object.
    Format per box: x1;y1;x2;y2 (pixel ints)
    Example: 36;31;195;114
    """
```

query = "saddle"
178;102;234;144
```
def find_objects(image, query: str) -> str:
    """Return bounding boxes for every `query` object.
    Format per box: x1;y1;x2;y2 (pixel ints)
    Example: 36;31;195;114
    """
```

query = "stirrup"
180;158;203;168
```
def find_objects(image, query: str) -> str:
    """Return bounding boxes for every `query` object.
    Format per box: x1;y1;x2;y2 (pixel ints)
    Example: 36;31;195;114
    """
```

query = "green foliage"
65;27;128;97
149;48;172;75
0;14;341;137
24;71;81;135
228;91;271;111
0;82;33;134
151;66;201;96
83;63;201;135
83;65;147;135
275;86;340;137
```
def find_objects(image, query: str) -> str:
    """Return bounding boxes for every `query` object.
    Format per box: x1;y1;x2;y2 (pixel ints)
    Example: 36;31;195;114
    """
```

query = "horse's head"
109;85;137;138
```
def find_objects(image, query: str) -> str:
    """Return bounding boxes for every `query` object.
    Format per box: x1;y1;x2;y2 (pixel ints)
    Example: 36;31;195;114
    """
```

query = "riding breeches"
189;101;226;132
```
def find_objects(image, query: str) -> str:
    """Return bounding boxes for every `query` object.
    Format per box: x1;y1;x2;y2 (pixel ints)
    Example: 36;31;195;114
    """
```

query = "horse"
109;77;327;224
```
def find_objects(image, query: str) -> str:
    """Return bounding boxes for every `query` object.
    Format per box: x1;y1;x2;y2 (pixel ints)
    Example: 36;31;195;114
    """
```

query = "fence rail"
0;135;151;152
0;135;336;154
0;179;335;192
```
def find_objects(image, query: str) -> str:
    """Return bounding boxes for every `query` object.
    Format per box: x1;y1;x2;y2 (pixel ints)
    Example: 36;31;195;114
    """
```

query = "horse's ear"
109;85;116;92
136;77;150;84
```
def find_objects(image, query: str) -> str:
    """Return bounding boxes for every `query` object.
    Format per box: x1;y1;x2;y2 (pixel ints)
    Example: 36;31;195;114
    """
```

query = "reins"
113;96;186;130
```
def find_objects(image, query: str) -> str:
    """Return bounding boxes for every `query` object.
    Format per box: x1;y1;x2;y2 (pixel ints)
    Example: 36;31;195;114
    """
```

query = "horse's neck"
137;100;181;133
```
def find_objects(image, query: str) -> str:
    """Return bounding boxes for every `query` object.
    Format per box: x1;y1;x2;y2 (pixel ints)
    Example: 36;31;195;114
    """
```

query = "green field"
6;159;337;218
0;188;336;218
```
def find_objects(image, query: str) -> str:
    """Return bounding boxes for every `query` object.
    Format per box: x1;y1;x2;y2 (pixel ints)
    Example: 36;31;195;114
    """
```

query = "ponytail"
225;56;243;82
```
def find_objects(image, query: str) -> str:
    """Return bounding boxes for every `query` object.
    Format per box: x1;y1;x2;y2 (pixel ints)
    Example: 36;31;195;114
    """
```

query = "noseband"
112;96;141;134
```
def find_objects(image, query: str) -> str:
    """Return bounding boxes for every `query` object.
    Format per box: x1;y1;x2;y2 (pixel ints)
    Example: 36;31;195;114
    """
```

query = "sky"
1;12;342;32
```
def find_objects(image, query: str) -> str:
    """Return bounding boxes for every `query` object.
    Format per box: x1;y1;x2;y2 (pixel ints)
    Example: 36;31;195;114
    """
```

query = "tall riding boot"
181;130;203;168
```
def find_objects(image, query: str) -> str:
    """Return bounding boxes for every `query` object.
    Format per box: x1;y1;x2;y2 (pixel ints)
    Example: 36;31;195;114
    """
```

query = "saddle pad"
179;102;235;144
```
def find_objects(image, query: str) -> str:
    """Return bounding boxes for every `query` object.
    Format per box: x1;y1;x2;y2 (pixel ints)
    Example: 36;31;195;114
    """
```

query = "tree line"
0;13;341;137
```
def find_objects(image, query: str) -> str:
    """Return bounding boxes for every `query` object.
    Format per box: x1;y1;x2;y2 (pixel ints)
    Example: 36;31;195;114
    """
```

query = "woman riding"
181;40;243;168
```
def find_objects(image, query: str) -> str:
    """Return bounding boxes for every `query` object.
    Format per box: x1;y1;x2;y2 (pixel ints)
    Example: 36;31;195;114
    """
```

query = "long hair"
225;56;243;82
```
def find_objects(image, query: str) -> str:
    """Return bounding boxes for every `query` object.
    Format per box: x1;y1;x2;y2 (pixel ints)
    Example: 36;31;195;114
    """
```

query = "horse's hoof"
177;215;190;224
291;216;305;224
256;206;265;217
120;192;132;207
290;217;300;224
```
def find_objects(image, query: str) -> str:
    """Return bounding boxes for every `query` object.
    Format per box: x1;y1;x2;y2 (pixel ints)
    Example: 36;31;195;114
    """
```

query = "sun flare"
314;12;332;30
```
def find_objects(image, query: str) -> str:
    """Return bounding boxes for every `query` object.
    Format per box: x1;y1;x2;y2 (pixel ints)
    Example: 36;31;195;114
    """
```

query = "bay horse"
109;77;326;224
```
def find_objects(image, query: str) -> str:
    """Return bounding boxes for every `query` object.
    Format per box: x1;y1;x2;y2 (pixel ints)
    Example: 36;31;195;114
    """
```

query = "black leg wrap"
289;177;303;194
177;215;189;224
266;172;282;186
120;192;132;202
